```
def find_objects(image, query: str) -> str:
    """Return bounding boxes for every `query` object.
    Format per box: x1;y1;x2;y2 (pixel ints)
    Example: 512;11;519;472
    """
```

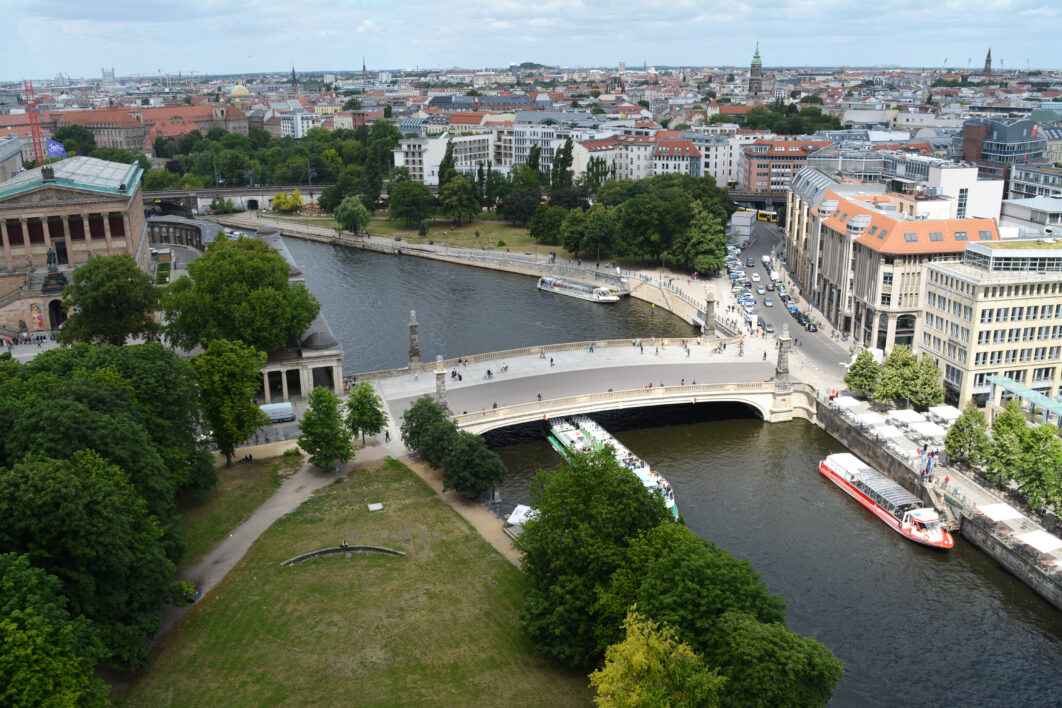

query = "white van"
769;269;780;282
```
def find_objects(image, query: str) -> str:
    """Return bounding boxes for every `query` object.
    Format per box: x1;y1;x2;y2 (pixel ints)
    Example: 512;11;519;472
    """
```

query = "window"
975;352;988;365
981;308;994;323
1021;349;1032;363
1013;307;1024;321
904;232;918;243
929;231;943;242
1028;306;1039;320
990;351;1002;365
1009;328;1020;342
878;230;888;241
979;230;993;240
979;331;991;345
997;308;1009;323
883;272;893;286
1005;349;1017;363
880;293;891;306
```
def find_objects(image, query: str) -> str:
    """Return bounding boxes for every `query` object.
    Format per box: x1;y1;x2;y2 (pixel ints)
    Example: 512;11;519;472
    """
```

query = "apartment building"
652;139;701;176
280;111;322;139
1010;164;1062;200
919;239;1062;407
512;111;598;172
785;167;999;348
999;197;1062;236
739;139;831;193
961;118;1047;195
392;132;493;185
612;134;656;181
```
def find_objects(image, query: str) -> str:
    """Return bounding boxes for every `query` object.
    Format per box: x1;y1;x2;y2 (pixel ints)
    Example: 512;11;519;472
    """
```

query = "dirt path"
398;454;521;567
154;443;393;641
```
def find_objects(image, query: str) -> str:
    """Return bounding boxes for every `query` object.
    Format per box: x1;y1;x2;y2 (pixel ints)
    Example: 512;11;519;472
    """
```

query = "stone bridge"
144;184;321;217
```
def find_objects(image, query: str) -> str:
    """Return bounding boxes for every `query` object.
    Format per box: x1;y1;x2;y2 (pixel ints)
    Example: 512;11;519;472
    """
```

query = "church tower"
984;48;992;75
748;42;763;103
291;66;297;94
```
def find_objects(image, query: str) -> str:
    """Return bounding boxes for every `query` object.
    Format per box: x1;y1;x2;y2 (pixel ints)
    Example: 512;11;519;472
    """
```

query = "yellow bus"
757;210;778;223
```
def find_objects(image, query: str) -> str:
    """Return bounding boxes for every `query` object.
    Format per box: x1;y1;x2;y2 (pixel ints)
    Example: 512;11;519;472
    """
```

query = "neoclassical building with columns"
0;156;149;331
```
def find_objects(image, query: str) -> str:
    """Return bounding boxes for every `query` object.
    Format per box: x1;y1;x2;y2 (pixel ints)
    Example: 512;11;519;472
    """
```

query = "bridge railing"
452;381;777;426
343;334;746;384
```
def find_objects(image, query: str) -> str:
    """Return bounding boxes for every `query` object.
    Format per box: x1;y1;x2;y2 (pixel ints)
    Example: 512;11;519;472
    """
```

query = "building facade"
919;240;1062;407
961;118;1047;195
739;139;831;194
1010;165;1062;200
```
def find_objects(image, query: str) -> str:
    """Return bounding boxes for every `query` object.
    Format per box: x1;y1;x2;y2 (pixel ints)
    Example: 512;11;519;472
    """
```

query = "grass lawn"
122;458;591;707
282;214;557;255
176;455;299;571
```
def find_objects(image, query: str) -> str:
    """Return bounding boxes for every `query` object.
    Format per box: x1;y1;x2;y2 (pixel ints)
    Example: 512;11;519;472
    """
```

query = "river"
288;236;1062;706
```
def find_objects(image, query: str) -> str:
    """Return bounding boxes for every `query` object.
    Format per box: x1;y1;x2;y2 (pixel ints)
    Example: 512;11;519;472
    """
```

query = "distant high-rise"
619;61;626;73
984;48;992;75
101;67;115;85
362;57;367;78
748;42;763;102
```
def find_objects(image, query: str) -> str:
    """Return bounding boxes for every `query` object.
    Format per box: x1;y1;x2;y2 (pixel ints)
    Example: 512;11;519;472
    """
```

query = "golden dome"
230;81;250;97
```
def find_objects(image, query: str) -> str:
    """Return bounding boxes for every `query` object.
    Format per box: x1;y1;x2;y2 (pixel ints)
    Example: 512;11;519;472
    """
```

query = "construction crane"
22;79;45;165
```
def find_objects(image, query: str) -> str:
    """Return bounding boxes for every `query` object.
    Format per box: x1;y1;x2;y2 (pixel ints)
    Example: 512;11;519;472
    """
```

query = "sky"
5;0;1062;81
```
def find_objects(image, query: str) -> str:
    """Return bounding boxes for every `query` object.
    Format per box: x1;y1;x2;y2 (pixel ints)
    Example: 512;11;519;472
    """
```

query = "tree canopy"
192;339;268;468
439;175;480;225
334;195;371;233
441;430;508;499
57;254;160;347
345;382;387;444
844;350;880;399
298;386;352;472
389;180;435;226
162;234;320;353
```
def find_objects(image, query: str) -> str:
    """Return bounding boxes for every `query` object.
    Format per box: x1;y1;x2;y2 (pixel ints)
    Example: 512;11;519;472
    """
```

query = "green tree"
527;144;541;174
0;451;174;669
343;97;362;110
438;140;457;192
143;168;181;190
441;430;508;499
560;207;587;256
298;386;352;473
439;175;480;225
909;355;944;408
52;125;96;157
57;254;160;346
500;187;541;226
192;339;268;468
873;345;917;405
389;179;436;225
584;156;614;193
334;195;370;233
485;167;510;209
400;395;450;453
844;350;881;399
590;610;725;708
273;189;303;212
706;611;843;708
596;523;786;657
0;553;107;707
418;419;459;469
345;381;387;444
383;104;392;119
1010;424;1062;509
515;448;671;668
944;405;992;467
671;201;726;274
527;204;566;243
583;203;619;261
550;137;575;189
162;235;320;353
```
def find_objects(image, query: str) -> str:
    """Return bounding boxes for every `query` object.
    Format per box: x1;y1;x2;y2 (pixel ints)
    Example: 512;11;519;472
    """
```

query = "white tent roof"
978;503;1024;522
888;409;926;424
909;421;948;438
507;504;536;526
1017;530;1062;554
857;411;887;426
928;405;962;422
871;424;905;438
833;395;860;407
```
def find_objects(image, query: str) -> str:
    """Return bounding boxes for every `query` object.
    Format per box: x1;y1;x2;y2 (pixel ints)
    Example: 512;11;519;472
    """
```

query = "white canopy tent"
856;411;887;427
978;503;1024;523
871;424;906;439
888;409;926;425
928;405;962;424
833;395;861;408
506;504;537;526
1017;530;1062;554
909;421;948;439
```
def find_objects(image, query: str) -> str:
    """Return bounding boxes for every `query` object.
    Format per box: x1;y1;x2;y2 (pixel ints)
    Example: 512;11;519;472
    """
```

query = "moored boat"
547;416;678;519
819;452;953;549
537;276;619;303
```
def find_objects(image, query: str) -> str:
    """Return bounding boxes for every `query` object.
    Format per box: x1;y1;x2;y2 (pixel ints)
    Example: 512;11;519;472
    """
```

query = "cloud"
357;19;380;33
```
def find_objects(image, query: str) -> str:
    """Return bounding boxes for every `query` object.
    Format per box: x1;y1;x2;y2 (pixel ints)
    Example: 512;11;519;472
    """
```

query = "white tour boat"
537;276;619;303
546;416;678;518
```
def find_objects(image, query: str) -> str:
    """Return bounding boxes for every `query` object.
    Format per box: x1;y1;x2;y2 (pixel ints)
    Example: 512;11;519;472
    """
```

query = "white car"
764;297;774;307
757;285;766;295
751;272;761;282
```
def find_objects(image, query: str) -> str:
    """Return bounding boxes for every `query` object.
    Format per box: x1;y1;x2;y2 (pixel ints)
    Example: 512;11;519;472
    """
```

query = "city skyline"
6;0;1062;81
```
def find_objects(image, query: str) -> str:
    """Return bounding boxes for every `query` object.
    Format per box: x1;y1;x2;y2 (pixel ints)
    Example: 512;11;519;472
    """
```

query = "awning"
507;504;536;526
888;409;926;425
871;424;905;438
978;503;1024;523
856;411;886;426
928;405;962;423
1017;530;1062;554
909;421;948;438
833;395;860;408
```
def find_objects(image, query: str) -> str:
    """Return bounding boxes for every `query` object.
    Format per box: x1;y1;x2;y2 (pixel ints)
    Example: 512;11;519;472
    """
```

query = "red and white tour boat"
819;453;953;550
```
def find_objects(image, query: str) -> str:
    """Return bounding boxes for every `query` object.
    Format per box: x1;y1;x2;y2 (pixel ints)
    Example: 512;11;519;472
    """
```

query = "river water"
288;236;1062;706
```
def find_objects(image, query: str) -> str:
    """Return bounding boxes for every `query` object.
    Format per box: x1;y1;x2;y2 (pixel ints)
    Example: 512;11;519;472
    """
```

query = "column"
60;216;70;260
19;218;30;268
42;218;52;254
280;369;289;401
434;355;447;410
775;324;791;394
0;220;9;271
101;213;113;254
263;371;272;404
300;367;311;398
82;214;94;258
334;365;342;394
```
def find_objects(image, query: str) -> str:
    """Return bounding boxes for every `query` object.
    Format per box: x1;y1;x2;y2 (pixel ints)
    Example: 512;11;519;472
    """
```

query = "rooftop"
975;238;1062;250
0;155;142;201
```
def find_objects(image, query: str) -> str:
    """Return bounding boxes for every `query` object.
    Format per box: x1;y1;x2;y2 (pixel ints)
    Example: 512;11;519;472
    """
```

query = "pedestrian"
458;373;463;381
640;343;644;354
550;357;554;367
763;351;767;360
385;430;390;442
681;378;685;385
492;402;497;409
655;346;659;356
537;393;542;401
414;371;418;380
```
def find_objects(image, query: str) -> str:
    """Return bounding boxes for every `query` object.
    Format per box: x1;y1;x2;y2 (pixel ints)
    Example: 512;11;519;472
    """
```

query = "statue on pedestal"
46;247;57;271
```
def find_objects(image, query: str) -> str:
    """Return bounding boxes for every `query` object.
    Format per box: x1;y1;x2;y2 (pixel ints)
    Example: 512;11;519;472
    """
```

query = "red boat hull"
819;461;954;550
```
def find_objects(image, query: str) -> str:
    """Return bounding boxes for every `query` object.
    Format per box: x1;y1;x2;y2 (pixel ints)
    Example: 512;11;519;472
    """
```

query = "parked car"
764;297;774;307
766;282;775;291
746;257;756;267
764;322;776;333
795;313;810;326
788;304;800;315
751;272;761;282
805;322;818;332
738;296;757;306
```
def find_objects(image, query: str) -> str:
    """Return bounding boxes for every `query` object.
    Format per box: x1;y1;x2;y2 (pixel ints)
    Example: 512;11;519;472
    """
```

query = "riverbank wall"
960;512;1062;610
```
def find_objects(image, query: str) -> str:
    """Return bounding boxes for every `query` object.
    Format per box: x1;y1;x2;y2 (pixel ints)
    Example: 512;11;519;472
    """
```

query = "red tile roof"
653;139;701;158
